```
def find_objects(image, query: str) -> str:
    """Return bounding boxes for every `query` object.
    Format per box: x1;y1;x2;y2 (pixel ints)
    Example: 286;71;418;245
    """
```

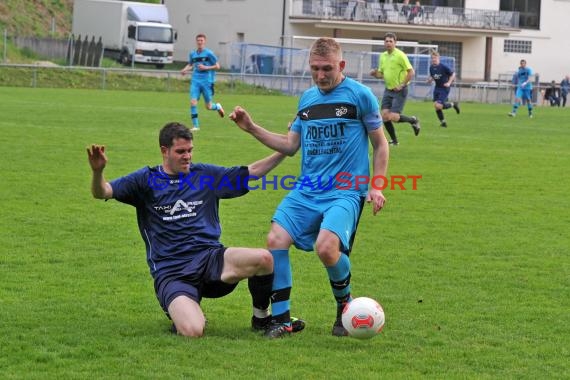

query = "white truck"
72;0;176;68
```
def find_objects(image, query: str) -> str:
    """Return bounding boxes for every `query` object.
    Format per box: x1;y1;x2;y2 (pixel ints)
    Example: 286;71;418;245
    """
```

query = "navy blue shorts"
154;246;238;313
433;87;450;104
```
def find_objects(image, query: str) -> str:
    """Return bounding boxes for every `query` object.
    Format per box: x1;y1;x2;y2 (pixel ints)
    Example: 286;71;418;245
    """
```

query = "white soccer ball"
342;297;385;339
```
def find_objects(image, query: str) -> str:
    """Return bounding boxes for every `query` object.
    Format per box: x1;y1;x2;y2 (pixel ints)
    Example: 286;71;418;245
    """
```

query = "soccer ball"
342;297;385;339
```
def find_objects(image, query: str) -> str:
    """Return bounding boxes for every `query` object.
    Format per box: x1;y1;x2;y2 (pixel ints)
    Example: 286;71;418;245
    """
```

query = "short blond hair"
310;37;342;59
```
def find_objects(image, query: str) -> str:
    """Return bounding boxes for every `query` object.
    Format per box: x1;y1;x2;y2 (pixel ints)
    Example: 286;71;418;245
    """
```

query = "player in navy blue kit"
509;59;534;118
230;37;390;338
180;34;224;131
427;50;460;127
87;122;305;337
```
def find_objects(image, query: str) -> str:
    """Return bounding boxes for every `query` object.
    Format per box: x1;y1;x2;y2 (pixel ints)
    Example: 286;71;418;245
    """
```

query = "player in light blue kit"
181;34;224;131
87;122;306;338
230;37;390;338
509;59;534;118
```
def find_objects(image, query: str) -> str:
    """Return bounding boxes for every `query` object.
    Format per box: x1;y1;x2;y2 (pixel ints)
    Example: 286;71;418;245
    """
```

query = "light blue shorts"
272;191;365;253
190;80;213;103
515;87;532;101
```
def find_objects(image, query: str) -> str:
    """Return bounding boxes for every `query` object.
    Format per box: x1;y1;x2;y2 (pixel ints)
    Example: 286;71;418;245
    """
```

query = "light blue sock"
326;253;352;306
191;105;198;127
270;249;292;321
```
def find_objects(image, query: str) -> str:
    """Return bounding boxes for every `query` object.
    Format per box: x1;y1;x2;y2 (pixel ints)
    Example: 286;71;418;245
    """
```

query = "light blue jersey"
290;77;381;197
189;48;218;83
515;66;534;90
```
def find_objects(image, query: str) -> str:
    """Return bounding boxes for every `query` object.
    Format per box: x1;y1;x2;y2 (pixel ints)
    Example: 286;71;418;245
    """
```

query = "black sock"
248;273;274;310
398;114;415;123
436;109;444;121
384;121;397;142
443;102;452;109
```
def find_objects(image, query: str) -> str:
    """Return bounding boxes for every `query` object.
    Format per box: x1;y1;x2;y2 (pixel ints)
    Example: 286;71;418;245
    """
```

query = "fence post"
3;29;7;63
32;64;37;88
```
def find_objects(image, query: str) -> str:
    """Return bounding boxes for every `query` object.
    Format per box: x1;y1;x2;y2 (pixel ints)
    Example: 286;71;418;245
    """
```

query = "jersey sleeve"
360;86;382;133
401;51;413;71
110;167;150;207
208;50;219;65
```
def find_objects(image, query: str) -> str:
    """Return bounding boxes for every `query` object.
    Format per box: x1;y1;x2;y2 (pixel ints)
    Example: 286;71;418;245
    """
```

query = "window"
500;0;540;29
504;39;532;54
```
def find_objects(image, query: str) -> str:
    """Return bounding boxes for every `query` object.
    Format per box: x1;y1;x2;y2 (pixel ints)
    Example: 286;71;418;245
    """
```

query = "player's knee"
174;321;205;338
315;240;338;265
266;230;286;249
190;99;198;106
257;249;274;271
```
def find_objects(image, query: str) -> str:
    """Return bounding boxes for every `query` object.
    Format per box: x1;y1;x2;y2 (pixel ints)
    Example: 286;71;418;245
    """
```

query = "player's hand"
366;187;386;215
87;144;108;172
229;106;255;132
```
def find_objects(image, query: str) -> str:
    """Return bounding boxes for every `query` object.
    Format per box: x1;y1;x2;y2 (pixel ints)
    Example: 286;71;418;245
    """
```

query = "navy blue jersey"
110;164;249;279
429;63;454;88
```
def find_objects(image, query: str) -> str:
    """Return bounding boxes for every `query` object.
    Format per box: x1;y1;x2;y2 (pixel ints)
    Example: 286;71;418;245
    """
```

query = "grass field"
0;86;569;379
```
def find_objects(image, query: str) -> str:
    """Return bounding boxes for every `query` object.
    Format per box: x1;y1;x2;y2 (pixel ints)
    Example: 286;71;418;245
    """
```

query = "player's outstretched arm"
247;152;287;178
229;106;300;156
87;144;113;200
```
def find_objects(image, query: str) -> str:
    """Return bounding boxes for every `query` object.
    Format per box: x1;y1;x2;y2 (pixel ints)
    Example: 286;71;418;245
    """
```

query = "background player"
427;50;460;127
180;34;224;131
509;59;534;118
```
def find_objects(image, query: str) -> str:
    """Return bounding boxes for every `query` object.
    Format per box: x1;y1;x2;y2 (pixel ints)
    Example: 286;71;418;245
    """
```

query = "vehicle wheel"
119;51;130;66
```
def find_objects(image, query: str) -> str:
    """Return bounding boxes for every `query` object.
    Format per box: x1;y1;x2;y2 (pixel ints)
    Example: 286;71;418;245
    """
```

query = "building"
164;0;569;83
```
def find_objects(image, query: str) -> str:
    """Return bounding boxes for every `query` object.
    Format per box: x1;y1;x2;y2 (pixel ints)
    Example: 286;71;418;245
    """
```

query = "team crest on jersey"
335;106;348;117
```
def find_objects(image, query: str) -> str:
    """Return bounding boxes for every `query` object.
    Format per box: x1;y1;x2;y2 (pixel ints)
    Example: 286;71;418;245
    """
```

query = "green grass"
0;66;286;95
0;87;569;379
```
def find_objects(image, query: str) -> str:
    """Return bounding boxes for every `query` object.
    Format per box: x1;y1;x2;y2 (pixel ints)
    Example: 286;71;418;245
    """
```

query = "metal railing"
0;63;536;104
290;0;519;30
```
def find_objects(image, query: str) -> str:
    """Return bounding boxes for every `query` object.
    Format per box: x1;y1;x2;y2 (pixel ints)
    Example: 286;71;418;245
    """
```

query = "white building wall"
492;0;570;82
165;0;284;63
461;38;487;79
465;0;498;11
